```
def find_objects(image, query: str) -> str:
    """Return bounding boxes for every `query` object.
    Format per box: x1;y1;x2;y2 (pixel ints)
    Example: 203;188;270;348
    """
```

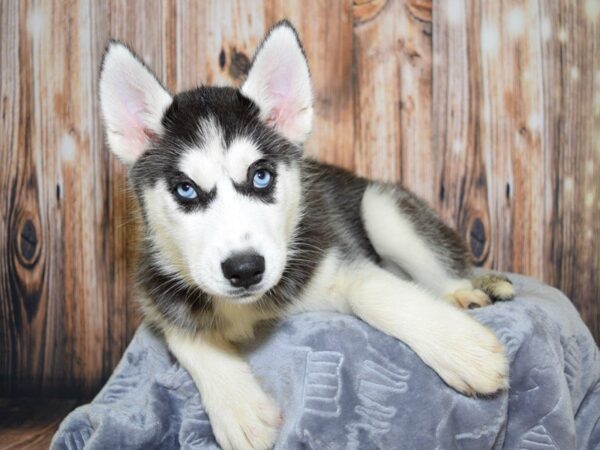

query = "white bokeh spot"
481;24;500;53
585;191;595;208
571;66;580;82
585;0;600;21
452;139;463;155
446;0;465;25
528;113;542;132
27;8;45;39
541;17;552;41
558;28;568;43
564;177;574;193
60;133;76;163
506;7;525;37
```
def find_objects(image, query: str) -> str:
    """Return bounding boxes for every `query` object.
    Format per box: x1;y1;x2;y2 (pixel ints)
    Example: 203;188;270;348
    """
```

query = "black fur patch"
136;249;215;334
233;160;278;203
169;173;217;212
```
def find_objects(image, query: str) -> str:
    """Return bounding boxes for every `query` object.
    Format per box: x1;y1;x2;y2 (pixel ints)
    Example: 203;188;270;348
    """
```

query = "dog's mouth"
228;288;260;298
220;286;267;303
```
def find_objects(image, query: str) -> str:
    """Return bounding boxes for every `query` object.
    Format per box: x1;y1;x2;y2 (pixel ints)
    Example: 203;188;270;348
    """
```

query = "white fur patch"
100;42;172;164
226;138;264;183
178;122;223;192
166;330;281;450
179;123;263;192
212;300;274;342
242;24;313;144
290;251;352;315
362;185;465;297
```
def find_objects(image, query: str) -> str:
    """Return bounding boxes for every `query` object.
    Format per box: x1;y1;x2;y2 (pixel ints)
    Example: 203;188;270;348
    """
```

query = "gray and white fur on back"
99;20;515;450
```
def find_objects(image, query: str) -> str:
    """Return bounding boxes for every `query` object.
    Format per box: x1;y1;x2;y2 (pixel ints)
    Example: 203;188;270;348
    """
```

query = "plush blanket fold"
52;274;600;449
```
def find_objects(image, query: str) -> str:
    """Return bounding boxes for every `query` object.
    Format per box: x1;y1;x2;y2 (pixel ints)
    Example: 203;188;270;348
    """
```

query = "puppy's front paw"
445;288;491;309
207;378;281;450
426;316;508;395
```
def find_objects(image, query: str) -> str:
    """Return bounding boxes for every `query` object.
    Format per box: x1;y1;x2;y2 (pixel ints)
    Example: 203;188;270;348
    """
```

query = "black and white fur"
100;21;515;450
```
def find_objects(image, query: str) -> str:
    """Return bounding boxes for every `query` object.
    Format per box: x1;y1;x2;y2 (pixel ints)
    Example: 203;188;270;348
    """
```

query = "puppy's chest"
213;301;274;342
287;252;355;315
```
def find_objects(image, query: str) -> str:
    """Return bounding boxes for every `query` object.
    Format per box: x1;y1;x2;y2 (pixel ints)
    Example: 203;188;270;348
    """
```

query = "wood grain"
354;0;435;197
1;0;598;398
542;0;600;339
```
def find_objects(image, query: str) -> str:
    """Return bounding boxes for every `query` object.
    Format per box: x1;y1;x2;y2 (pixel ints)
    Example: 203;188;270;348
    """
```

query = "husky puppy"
100;21;515;450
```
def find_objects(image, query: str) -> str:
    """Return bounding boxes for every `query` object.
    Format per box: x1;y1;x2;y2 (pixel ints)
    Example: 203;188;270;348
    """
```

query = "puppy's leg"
361;185;514;308
341;262;508;395
166;329;281;450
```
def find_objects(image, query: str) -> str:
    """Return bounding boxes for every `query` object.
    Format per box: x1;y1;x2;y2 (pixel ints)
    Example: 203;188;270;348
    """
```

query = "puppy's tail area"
471;273;516;303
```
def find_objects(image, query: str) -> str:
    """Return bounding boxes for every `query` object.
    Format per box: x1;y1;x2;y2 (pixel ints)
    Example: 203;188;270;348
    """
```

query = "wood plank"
539;0;600;339
432;0;495;266
34;0;136;397
353;0;434;195
0;0;23;394
353;0;403;182
0;0;77;396
0;0;139;397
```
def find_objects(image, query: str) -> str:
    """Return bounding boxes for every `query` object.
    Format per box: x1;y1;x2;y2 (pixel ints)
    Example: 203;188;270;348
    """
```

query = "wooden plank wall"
1;0;598;397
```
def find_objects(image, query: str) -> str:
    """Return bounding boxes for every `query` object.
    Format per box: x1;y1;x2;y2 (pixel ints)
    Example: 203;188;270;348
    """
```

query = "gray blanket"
52;274;600;449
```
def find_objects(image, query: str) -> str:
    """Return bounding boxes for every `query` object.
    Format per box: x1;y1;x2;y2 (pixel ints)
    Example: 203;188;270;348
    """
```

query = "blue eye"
252;169;273;189
175;182;198;200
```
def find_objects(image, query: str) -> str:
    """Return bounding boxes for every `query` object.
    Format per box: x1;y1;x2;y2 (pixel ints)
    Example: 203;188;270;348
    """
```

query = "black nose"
221;253;265;289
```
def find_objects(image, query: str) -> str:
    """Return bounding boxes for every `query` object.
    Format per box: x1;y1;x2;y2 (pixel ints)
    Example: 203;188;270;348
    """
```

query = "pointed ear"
241;21;313;144
99;41;172;164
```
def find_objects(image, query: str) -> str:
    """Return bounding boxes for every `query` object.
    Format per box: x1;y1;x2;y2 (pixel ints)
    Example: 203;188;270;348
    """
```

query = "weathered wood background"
1;0;599;397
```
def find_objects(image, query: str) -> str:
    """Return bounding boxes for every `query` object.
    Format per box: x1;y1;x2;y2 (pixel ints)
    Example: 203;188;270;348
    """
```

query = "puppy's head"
99;22;312;303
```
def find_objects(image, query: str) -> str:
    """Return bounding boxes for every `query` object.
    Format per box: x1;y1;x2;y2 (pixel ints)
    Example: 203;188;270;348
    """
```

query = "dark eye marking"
233;159;277;203
169;173;216;211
